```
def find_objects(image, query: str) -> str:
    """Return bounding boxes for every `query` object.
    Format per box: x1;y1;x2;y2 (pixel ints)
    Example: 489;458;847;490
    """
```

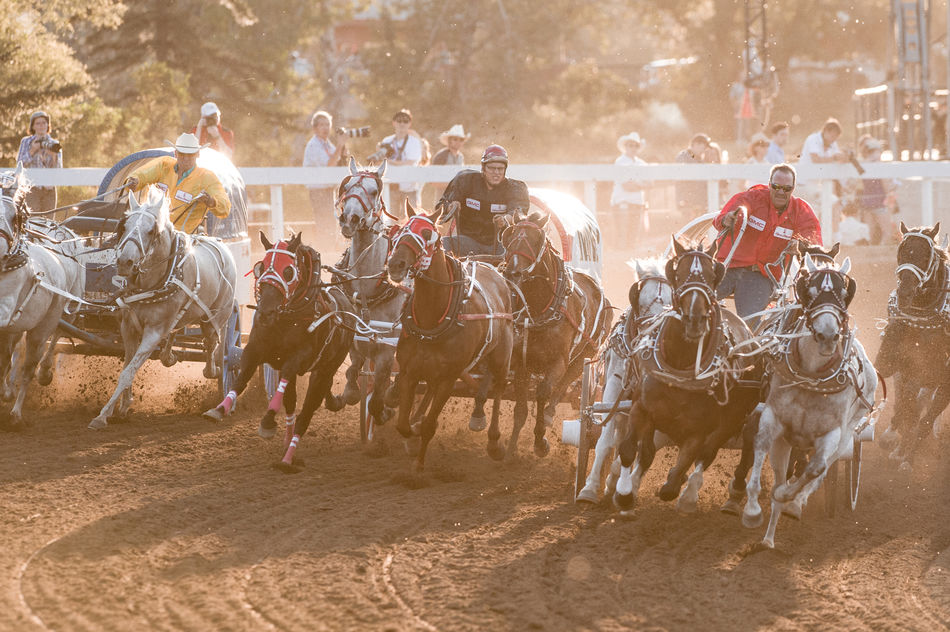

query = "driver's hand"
721;209;737;230
124;176;139;191
197;191;215;207
207;125;220;139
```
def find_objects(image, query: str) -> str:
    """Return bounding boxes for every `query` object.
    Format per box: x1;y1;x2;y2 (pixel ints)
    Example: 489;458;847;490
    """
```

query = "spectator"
796;117;849;204
852;137;899;244
16;110;63;214
377;108;423;215
123;133;231;235
712;163;822;327
610;131;649;247
765;121;789;164
675;133;712;219
431;124;469;166
192;102;235;159
834;200;871;246
746;132;771;164
303;110;347;241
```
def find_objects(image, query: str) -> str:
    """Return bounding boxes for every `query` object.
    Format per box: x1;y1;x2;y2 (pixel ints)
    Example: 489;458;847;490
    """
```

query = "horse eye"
253;261;263;278
281;267;296;282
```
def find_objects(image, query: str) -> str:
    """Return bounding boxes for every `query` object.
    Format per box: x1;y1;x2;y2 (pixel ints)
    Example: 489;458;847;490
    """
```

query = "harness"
886;231;950;331
336;172;386;231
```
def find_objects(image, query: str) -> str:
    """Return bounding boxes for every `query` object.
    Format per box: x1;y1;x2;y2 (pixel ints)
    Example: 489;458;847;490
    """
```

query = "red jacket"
712;184;822;278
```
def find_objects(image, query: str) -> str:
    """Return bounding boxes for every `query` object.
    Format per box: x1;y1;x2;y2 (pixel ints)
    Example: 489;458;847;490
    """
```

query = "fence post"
922;178;934;226
270;185;284;238
583;181;597;214
706;180;720;214
820;180;834;240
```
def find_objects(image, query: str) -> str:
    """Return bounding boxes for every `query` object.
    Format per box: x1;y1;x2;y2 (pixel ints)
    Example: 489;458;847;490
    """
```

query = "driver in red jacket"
712;163;822;324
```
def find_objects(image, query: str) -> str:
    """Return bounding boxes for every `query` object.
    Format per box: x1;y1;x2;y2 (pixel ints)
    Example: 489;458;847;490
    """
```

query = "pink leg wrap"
283;414;297;451
268;378;289;412
217;390;237;415
282;434;300;465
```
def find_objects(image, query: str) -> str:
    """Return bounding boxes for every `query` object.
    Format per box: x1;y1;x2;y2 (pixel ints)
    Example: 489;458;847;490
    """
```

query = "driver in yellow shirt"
123;132;230;234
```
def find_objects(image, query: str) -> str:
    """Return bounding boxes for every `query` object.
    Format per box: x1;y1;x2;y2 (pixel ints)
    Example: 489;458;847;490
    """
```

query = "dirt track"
0;243;948;631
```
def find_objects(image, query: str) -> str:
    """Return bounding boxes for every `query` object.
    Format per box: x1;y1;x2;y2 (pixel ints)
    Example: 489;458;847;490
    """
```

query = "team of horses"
0;161;941;549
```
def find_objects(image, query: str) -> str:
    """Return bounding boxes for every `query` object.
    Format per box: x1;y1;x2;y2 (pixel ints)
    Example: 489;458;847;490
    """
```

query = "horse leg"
277;365;334;472
532;373;553;457
343;347;365;406
259;372;296;439
658;435;702;502
612;404;649;513
469;368;490;433
415;379;455;472
200;321;220;379
775;428;841;503
36;331;61;386
577;416;618;503
884;380;917;460
761;437;793;549
917;383;950;444
395;371;422;456
722;408;760;515
0;335;17;403
485;350;509;461
742;405;779;528
89;325;163;429
7;328;52;428
203;337;265;421
506;369;530;460
368;352;396;426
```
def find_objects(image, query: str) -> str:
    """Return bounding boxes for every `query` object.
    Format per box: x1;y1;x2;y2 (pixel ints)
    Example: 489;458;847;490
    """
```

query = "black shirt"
438;169;530;245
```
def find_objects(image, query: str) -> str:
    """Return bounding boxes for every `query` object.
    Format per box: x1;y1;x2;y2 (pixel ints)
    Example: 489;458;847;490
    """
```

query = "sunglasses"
394;118;411;123
770;183;794;193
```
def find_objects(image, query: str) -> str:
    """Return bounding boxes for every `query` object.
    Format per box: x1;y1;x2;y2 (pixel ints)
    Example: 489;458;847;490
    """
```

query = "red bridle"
253;241;300;305
390;214;442;276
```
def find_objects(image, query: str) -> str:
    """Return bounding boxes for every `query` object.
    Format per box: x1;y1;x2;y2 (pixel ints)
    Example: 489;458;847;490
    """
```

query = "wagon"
55;148;251;397
563;211;881;514
353;187;605;443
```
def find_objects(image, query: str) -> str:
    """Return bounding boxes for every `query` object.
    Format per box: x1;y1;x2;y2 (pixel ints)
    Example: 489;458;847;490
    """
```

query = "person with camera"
436;144;530;257
303;110;348;243
712;163;822;327
16;110;63;214
122;133;231;235
192;102;234;160
374;108;423;216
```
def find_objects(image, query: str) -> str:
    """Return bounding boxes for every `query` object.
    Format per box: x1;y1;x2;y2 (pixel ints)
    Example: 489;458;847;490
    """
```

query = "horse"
612;237;762;515
0;184;83;429
203;232;354;471
334;158;408;446
876;222;950;469
89;186;237;429
497;209;612;458
575;256;671;503
741;253;879;548
386;205;514;471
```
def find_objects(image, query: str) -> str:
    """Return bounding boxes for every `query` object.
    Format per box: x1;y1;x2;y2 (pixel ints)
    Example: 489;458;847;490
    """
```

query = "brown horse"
386;206;514;471
498;209;612;458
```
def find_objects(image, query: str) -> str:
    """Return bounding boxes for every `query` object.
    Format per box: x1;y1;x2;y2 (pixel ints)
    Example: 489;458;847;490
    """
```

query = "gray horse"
89;186;237;429
0;184;83;428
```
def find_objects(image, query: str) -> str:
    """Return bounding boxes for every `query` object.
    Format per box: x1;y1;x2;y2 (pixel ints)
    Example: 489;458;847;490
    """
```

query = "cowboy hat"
439;124;471;146
748;132;770;148
616;131;643;153
165;132;209;154
200;101;221;117
861;137;883;152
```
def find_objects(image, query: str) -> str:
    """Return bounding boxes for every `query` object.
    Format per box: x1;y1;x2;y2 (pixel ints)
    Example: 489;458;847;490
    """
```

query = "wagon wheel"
573;360;594;502
848;438;862;511
217;304;242;399
823;459;839;518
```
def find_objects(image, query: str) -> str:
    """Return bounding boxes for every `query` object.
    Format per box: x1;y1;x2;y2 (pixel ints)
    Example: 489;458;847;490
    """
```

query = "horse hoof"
161;353;178;368
612;491;634;512
342;386;361;406
720;499;742;516
486;441;505;461
576;487;599;504
404;436;421;457
272;460;303;474
88;417;108;430
742;510;764;529
202;364;219;379
533;438;550;458
202;407;225;422
676;497;698;514
657;483;679;502
325;394;345;412
772;484;795;503
781;502;803;521
37;369;53;386
469;415;487;432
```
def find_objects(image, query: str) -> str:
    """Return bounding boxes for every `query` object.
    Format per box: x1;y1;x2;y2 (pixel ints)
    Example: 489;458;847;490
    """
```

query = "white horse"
742;253;879;548
576;257;671;503
0;185;84;428
89;186;237;429
334;159;408;449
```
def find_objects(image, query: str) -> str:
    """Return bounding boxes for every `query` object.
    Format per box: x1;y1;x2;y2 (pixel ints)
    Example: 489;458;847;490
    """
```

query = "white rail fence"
21;162;950;239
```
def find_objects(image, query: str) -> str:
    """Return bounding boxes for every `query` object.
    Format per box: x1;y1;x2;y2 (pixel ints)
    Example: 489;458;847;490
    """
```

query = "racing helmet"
480;144;509;167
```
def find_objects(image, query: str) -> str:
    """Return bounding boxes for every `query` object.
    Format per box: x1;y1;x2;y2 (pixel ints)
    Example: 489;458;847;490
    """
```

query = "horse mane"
141;185;171;230
626;256;666;281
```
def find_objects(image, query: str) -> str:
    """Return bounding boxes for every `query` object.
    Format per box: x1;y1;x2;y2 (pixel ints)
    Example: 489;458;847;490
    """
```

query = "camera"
337;126;371;138
39;138;62;153
366;142;395;163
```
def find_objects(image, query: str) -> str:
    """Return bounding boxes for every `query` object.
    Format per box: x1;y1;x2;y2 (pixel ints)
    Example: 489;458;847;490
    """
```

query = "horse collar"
402;255;468;341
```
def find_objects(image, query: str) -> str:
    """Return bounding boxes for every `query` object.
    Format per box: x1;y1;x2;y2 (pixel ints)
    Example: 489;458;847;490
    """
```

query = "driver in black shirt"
436;144;530;256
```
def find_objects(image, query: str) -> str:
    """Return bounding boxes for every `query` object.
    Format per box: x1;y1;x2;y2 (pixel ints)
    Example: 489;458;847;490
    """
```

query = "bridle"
502;221;549;276
798;268;851;337
0;195;24;252
632;274;671;324
116;209;168;278
336;172;386;233
389;215;441;277
254;241;301;306
670;250;718;315
896;231;940;290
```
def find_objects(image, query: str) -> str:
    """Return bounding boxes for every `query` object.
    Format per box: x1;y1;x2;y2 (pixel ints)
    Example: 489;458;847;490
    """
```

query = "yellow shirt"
129;156;231;234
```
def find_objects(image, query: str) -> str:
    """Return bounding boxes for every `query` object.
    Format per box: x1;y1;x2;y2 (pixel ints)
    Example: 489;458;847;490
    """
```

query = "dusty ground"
0;237;948;632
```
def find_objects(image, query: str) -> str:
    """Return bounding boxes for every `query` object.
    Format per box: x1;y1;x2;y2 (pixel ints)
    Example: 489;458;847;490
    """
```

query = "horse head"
386;203;440;283
337;157;387;239
895;221;946;308
0;167;31;258
796;252;856;356
665;237;724;341
116;186;171;280
499;209;550;284
628;257;672;321
254;231;304;327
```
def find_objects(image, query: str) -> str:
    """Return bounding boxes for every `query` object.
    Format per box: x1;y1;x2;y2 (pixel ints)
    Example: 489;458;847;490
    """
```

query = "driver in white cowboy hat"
123;132;231;234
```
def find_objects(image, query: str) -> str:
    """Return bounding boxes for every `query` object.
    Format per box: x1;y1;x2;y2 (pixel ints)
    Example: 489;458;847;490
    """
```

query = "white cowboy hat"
165;132;208;154
439;124;471;146
200;101;221;117
617;131;643;153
